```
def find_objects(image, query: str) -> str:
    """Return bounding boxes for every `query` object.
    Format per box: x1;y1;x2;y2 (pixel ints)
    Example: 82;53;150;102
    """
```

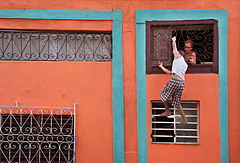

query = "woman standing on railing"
157;36;188;124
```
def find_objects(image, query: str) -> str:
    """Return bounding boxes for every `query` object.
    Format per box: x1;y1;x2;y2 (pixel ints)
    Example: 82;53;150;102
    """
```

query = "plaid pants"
160;77;185;108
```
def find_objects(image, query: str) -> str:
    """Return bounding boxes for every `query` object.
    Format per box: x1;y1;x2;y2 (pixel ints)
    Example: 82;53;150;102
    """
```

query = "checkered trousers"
160;77;185;108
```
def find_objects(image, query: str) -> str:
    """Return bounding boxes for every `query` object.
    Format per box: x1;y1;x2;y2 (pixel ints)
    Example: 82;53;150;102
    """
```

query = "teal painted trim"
0;9;124;163
136;22;147;163
135;9;228;163
218;11;229;163
0;9;121;20
113;17;125;163
136;9;228;23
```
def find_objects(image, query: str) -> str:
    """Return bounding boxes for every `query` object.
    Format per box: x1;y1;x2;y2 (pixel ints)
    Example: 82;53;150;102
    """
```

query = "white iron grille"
151;101;199;144
0;104;75;163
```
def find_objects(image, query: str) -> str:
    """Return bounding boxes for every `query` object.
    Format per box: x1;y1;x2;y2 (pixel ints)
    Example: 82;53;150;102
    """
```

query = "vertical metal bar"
57;34;59;59
9;109;12;162
73;104;76;163
197;103;199;144
36;115;40;162
58;143;61;163
49;110;53;162
19;108;23;163
68;144;70;162
61;108;63;162
1;32;3;59
0;107;2;133
18;142;21;163
150;103;153;143
48;34;50;60
174;107;176;143
39;110;43;162
39;145;41;163
29;33;31;60
11;33;13;60
30;110;33;162
60;109;63;134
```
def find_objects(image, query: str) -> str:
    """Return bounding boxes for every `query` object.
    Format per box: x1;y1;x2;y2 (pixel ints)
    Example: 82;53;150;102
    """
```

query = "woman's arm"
172;37;181;59
158;61;172;74
192;51;196;64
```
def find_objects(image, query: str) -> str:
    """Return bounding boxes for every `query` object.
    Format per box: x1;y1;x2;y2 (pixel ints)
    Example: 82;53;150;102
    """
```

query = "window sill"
147;64;218;74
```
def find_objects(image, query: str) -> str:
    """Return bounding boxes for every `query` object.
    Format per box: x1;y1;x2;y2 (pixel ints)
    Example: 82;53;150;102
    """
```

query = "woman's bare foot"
159;111;171;117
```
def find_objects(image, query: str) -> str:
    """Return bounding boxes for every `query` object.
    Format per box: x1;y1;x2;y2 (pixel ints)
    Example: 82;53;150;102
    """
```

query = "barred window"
0;30;112;61
151;101;199;144
0;105;75;162
146;20;218;74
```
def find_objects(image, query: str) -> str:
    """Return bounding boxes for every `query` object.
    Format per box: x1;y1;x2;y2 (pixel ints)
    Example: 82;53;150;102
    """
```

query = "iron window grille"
0;103;75;163
151;101;199;144
0;30;112;62
146;19;218;74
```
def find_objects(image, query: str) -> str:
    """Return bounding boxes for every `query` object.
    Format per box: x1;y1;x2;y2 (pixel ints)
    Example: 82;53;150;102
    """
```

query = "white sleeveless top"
172;56;188;80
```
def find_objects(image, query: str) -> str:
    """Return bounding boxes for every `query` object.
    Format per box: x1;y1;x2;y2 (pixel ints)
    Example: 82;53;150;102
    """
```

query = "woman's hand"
158;61;163;68
158;61;172;74
172;36;176;42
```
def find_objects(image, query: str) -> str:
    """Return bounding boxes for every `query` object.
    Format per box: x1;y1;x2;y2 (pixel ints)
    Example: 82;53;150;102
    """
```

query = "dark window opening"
146;20;218;74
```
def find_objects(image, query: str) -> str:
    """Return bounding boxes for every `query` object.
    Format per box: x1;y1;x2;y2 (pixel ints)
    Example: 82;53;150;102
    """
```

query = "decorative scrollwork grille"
0;104;75;163
173;24;214;64
151;24;215;65
0;30;112;61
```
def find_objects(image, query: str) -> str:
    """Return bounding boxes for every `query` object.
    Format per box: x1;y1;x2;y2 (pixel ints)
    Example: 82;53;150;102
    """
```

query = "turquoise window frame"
136;9;228;163
0;9;124;163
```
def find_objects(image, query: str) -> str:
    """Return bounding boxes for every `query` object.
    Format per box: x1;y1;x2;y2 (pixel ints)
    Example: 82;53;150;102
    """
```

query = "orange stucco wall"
0;0;239;163
147;74;220;163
